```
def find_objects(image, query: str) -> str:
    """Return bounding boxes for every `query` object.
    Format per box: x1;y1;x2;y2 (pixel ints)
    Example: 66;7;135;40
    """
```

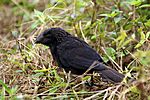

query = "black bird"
35;28;124;83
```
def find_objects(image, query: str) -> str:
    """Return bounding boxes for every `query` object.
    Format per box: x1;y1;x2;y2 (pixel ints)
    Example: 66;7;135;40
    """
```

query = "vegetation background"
0;0;150;99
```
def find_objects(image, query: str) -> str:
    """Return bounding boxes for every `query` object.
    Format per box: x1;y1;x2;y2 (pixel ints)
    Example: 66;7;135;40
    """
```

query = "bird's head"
35;27;70;46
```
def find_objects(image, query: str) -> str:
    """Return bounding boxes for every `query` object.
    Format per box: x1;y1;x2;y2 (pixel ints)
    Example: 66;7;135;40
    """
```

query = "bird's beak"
35;38;40;44
35;34;43;44
35;37;40;44
35;39;40;44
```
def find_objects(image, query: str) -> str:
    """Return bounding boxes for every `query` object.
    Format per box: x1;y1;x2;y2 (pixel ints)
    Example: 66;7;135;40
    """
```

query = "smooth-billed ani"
35;28;124;83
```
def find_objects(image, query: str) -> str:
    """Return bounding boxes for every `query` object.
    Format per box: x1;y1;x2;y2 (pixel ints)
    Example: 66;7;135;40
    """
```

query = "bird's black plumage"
35;28;124;83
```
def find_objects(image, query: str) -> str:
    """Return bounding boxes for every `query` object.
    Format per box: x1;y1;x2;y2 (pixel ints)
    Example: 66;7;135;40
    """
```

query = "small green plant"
0;80;18;100
0;0;150;99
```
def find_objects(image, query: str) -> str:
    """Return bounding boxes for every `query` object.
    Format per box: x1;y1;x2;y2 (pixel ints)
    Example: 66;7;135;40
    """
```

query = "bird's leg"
63;71;71;92
51;60;57;66
91;74;94;86
84;74;94;87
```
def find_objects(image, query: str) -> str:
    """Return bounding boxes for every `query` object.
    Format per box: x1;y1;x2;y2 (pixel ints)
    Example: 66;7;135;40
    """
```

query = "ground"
0;0;150;99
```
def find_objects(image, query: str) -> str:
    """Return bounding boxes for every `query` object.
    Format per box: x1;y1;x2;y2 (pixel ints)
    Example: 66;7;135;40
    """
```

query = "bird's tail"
99;68;124;83
93;62;124;83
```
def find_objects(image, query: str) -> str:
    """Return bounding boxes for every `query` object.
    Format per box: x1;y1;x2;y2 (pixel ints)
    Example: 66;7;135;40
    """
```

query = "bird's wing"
57;39;105;71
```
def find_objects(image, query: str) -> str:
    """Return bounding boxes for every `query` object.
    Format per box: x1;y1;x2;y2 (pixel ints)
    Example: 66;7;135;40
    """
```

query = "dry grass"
0;0;150;99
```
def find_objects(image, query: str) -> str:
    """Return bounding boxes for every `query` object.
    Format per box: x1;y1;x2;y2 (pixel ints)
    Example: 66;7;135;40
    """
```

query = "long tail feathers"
99;68;124;83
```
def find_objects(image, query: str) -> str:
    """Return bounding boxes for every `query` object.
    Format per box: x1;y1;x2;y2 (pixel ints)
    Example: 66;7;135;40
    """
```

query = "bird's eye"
43;32;48;36
43;30;52;37
44;34;52;38
42;32;48;37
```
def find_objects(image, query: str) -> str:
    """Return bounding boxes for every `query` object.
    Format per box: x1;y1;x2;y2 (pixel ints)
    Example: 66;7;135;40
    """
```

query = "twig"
83;86;116;100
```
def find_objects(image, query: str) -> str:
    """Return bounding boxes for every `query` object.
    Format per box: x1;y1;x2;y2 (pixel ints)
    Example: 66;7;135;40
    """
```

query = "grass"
0;0;150;99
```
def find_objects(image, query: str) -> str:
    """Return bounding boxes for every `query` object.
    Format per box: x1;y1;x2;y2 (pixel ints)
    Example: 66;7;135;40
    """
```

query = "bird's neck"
48;38;65;48
48;35;70;47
